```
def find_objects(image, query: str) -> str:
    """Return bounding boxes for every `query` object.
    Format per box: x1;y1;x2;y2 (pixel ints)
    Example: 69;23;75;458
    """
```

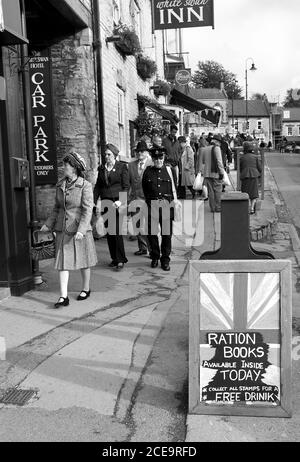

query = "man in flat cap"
142;146;177;272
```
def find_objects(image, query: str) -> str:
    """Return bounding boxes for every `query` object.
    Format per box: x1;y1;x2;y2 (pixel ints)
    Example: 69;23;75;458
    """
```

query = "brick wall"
100;0;157;159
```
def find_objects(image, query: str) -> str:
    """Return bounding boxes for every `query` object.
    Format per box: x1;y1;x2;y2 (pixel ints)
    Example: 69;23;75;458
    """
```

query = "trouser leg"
206;178;216;212
137;234;149;252
213;179;223;211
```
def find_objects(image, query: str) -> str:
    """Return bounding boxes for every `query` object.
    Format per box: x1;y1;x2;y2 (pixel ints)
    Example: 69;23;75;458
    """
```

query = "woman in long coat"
41;151;97;309
94;144;129;271
178;136;195;199
240;142;262;214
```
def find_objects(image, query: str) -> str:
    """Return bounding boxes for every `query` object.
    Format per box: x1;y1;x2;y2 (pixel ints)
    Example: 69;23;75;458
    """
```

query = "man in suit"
128;140;153;256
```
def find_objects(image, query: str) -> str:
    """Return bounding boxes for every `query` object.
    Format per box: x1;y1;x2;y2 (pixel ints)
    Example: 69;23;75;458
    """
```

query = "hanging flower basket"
133;110;161;137
113;24;141;57
136;54;157;80
153;79;171;97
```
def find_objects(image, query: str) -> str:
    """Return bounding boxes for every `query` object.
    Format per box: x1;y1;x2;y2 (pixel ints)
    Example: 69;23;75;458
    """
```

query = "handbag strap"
166;166;178;202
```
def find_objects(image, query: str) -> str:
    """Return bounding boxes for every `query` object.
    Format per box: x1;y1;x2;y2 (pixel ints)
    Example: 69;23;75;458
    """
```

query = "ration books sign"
189;260;292;417
152;0;214;31
29;49;57;185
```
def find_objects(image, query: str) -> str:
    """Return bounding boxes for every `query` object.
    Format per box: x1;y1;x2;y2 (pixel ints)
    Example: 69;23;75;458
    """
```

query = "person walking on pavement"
41;151;97;309
197;134;225;213
177;136;195;199
94;144;129;271
240;141;262;214
142;146;177;272
162;124;181;186
220;136;233;192
128;140;153;256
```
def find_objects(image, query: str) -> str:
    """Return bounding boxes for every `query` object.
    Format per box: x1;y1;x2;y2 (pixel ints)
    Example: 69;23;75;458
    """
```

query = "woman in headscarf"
240;142;262;214
41;150;97;308
94;144;129;271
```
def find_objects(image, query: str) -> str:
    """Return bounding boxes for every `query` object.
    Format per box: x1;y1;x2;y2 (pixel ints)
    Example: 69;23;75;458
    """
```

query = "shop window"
287;126;293;136
117;87;126;155
131;0;141;40
113;0;121;25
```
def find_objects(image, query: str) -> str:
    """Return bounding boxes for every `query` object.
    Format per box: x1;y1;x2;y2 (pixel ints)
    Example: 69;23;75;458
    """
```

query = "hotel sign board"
189;260;292;417
29;49;57;185
152;0;214;31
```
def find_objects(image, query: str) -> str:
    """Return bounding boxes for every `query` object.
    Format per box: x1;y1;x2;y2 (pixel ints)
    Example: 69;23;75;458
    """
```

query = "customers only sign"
152;0;214;30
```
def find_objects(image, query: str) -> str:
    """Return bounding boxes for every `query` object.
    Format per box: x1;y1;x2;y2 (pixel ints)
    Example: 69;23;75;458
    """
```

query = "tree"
192;60;243;99
251;93;267;101
283;89;300;108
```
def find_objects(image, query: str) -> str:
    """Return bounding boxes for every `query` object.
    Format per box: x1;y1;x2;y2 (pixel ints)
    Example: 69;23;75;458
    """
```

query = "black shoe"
134;250;147;256
77;290;91;301
108;261;117;268
161;264;171;272
54;297;69;309
115;263;125;271
151;260;159;268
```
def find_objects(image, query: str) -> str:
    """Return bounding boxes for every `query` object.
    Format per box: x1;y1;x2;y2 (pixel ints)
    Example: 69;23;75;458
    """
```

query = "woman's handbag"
31;230;56;261
193;172;204;191
222;171;231;187
166;166;182;222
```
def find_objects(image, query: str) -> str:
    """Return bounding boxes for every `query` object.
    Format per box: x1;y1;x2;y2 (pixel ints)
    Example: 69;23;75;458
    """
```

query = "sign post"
29;49;57;186
189;193;292;417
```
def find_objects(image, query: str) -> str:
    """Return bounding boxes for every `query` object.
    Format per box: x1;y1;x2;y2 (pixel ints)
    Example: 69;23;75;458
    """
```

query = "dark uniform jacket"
94;161;129;203
142;165;176;203
240;154;262;179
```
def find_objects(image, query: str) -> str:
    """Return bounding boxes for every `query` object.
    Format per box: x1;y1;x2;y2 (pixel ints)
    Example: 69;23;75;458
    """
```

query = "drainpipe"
20;0;42;285
92;0;106;165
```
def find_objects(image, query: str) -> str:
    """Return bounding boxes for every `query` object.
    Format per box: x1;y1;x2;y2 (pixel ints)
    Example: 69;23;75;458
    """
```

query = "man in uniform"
142;146;176;272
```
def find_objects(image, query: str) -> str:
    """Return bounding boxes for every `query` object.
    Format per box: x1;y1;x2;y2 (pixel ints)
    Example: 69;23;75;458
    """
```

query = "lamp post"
245;58;257;133
231;79;238;135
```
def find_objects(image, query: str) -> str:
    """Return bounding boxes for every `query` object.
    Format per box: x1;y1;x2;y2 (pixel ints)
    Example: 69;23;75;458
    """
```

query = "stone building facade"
35;0;163;220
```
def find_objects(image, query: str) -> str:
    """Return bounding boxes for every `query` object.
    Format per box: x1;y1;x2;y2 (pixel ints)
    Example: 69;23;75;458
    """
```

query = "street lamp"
245;58;257;133
231;78;238;135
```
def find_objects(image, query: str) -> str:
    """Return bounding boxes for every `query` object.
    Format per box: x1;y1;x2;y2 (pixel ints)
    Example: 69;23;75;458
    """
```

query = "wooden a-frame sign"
189;259;292;418
189;194;292;418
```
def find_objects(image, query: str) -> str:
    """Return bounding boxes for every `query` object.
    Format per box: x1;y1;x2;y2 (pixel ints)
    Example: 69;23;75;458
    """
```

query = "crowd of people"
40;125;263;309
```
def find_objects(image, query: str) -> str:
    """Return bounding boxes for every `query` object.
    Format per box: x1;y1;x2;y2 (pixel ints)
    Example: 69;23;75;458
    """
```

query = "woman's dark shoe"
115;263;125;271
135;250;147;256
151;260;159;268
77;290;91;301
54;297;69;309
108;261;117;268
161;264;171;272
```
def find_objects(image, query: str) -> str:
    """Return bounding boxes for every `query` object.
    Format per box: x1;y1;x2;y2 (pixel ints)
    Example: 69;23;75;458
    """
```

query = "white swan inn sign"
152;0;214;30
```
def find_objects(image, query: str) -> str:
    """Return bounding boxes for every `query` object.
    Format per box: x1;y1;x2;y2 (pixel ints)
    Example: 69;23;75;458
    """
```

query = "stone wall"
36;28;99;221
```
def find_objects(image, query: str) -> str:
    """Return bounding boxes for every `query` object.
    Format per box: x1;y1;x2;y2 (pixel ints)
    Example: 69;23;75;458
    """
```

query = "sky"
182;0;300;103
